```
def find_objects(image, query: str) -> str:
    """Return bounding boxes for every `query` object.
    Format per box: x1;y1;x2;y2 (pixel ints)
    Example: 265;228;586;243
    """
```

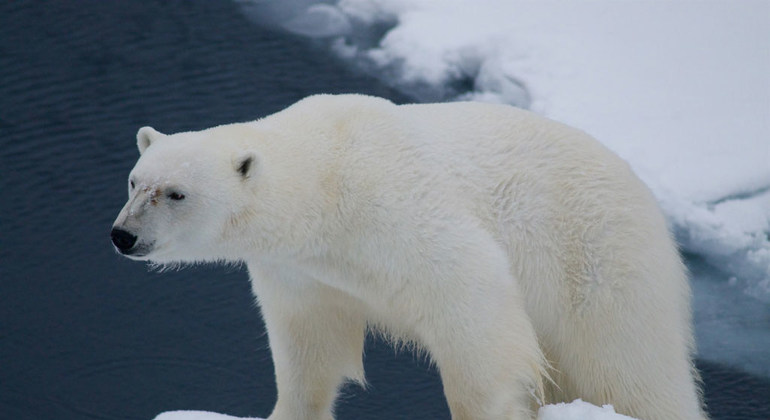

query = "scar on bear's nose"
111;228;138;253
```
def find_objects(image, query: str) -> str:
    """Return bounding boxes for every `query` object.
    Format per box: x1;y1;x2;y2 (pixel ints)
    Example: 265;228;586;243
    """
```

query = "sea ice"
154;399;640;420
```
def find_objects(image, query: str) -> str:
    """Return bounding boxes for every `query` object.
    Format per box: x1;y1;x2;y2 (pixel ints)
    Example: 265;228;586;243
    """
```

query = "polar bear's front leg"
252;273;366;420
406;240;546;420
425;287;544;420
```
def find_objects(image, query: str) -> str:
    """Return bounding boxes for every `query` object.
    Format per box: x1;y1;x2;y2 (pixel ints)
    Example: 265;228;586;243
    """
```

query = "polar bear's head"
111;125;264;265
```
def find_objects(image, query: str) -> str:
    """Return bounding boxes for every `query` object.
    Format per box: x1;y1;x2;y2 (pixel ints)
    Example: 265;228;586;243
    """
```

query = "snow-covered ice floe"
155;412;252;420
154;399;638;420
239;0;770;303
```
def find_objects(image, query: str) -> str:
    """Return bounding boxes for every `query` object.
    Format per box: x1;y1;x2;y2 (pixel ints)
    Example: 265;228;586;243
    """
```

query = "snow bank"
239;0;770;302
155;412;254;420
537;400;637;420
153;399;638;420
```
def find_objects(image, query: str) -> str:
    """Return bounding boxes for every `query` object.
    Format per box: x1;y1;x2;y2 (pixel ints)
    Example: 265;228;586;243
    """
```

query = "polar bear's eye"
167;191;185;201
130;180;135;190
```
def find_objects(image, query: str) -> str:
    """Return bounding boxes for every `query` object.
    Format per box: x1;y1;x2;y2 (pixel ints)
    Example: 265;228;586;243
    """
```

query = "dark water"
0;1;767;419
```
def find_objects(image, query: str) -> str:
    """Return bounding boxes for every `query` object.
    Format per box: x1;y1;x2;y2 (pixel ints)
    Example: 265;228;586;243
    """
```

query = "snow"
153;399;638;420
155;412;255;420
240;0;770;302
537;400;637;420
331;0;770;303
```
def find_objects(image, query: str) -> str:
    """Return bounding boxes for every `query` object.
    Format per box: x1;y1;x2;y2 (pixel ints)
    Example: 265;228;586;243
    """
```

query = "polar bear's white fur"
112;94;707;420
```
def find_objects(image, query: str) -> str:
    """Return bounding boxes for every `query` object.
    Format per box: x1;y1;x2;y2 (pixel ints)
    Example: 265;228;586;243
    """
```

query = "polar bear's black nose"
111;228;137;253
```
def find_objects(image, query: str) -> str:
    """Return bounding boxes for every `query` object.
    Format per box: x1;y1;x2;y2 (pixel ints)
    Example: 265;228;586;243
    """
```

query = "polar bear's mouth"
123;243;153;259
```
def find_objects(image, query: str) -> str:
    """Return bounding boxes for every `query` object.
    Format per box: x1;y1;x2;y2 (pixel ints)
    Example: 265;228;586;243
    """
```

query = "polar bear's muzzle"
111;228;137;253
110;227;152;258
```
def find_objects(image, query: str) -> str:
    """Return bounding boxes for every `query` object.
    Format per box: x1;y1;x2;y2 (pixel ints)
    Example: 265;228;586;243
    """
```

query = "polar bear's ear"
234;151;259;179
137;126;165;155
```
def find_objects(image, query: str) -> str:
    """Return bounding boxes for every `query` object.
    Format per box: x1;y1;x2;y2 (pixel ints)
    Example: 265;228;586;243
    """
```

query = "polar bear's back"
287;95;640;205
285;95;683;290
281;94;674;262
280;96;671;269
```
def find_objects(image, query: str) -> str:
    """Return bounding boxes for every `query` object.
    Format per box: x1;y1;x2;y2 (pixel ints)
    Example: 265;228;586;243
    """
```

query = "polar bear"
111;94;707;420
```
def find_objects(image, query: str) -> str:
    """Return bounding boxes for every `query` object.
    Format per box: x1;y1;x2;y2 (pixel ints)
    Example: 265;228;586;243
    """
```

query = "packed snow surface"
154;399;638;420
